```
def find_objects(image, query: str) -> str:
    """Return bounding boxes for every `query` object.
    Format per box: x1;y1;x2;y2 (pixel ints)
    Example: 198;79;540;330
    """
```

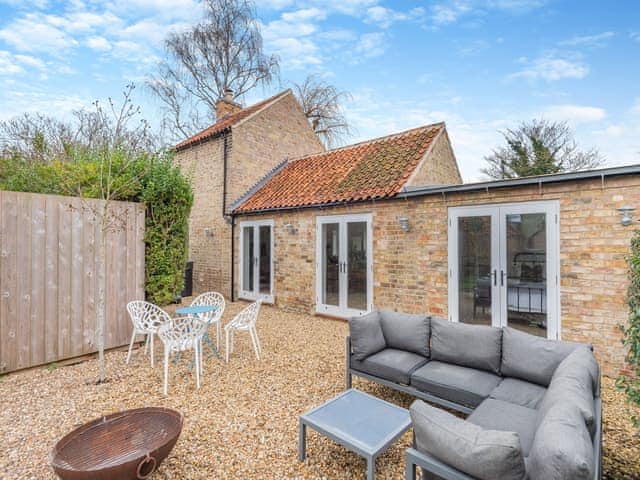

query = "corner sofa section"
345;310;601;480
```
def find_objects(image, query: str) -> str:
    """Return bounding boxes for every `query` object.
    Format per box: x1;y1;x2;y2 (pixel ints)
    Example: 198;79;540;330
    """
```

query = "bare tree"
292;74;353;148
0;84;157;163
482;119;604;179
147;0;279;140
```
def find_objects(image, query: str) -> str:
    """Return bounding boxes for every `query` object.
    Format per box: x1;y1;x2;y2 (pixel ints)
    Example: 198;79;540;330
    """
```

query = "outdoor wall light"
284;223;297;234
204;227;213;237
398;216;410;232
617;206;635;226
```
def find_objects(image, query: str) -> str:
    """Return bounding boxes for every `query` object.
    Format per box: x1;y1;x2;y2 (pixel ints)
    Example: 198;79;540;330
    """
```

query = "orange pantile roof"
175;90;292;151
234;122;445;213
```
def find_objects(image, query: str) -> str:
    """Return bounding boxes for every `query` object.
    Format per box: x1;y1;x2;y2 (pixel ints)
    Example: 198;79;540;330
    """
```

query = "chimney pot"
216;87;242;119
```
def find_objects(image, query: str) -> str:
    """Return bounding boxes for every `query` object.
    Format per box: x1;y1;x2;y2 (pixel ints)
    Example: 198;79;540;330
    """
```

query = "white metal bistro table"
299;389;411;480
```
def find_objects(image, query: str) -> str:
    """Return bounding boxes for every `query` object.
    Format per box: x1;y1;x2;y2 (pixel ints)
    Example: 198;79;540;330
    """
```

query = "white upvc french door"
316;214;373;318
239;219;274;303
448;201;560;339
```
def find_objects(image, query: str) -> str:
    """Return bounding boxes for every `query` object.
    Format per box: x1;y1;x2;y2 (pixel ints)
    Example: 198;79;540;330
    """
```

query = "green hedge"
0;151;193;305
619;227;640;426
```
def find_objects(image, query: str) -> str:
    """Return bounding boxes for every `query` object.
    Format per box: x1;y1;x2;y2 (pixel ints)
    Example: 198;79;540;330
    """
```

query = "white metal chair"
125;300;172;367
190;291;225;351
157;316;207;395
225;299;262;363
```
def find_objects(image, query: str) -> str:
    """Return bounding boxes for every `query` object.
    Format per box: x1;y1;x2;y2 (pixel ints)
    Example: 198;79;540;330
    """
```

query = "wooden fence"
0;191;145;373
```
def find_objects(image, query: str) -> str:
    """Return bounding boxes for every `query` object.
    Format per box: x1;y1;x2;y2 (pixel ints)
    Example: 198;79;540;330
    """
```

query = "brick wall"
407;129;462;186
234;174;640;376
174;134;229;295
227;92;324;212
175;91;323;297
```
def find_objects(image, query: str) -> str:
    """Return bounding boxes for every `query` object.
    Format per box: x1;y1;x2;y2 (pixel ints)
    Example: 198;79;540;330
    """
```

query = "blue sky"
0;0;638;181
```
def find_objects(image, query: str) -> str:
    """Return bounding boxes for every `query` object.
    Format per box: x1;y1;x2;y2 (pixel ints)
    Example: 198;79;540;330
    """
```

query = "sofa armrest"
346;336;352;389
405;447;476;480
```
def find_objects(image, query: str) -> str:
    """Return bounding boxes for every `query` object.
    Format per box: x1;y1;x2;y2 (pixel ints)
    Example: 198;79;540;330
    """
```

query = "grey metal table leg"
298;420;306;461
367;455;375;480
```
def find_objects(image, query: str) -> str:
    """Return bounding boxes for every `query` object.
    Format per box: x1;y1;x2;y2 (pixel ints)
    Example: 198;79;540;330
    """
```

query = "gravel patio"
1;302;639;479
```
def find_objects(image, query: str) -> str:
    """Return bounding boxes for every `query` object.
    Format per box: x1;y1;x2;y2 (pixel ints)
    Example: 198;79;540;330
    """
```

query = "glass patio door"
239;220;274;303
316;214;373;317
448;201;559;339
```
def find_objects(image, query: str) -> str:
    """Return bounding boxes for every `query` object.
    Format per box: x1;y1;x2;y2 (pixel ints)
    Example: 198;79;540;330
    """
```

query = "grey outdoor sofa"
345;310;602;480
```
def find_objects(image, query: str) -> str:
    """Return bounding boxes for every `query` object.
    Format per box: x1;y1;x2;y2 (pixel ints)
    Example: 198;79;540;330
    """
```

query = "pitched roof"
175;89;292;151
234;122;445;213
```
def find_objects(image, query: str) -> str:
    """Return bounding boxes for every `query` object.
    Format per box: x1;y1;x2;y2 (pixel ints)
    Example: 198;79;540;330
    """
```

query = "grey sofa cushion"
430;318;502;374
410;361;502;408
379;310;430;357
528;402;594;480
537;348;598;438
410;400;526;480
351;348;428;385
501;327;585;386
468;399;538;455
553;346;600;395
490;378;547;409
348;311;386;361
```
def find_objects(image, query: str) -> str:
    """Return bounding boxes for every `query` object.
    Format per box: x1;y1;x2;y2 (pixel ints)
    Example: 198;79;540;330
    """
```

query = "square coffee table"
299;389;411;479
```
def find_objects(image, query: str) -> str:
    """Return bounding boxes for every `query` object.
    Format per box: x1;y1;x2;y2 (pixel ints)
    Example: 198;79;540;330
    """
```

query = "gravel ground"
0;302;638;479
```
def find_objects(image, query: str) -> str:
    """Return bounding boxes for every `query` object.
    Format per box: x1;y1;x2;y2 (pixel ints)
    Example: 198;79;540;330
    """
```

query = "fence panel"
0;191;145;373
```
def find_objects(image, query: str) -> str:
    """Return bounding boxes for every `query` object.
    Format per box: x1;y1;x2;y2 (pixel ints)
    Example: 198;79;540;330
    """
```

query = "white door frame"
238;219;275;303
448;200;560;339
315;213;373;318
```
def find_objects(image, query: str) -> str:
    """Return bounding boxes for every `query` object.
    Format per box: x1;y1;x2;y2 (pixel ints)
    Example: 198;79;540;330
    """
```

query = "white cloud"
428;0;547;26
544;104;606;124
0;13;77;53
510;55;589;81
354;32;386;59
594;124;625;137
430;1;472;26
86;36;111;51
365;6;425;29
560;31;614;47
0;50;47;76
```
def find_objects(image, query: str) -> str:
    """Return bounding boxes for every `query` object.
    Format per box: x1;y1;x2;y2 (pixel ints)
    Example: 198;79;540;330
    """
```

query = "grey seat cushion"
348;311;386;361
379;310;430;357
431;317;502;374
501;327;586;386
528;402;595;480
351;348;428;385
490;378;547;409
468;398;538;456
537;347;599;438
410;400;526;480
410;361;502;408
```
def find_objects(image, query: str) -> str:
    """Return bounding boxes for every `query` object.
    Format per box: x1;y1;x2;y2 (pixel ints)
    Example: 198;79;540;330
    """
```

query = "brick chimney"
216;87;242;119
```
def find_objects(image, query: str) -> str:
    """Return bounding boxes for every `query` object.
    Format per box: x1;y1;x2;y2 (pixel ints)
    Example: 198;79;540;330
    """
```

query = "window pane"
322;223;340;306
506;213;547;337
347;222;367;311
458;216;492;325
242;226;254;291
259;226;271;295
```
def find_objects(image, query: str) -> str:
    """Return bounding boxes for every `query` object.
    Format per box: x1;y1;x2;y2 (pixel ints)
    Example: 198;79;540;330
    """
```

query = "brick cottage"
176;91;640;376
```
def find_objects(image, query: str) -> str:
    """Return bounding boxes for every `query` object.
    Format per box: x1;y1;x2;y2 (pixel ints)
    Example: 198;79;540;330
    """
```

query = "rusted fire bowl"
50;407;183;480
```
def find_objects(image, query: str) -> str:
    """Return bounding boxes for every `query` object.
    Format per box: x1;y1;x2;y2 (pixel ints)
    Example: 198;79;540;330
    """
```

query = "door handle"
492;269;497;286
500;270;505;287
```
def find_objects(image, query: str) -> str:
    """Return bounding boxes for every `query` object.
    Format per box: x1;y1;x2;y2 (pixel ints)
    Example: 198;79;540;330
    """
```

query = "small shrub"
618;227;640;426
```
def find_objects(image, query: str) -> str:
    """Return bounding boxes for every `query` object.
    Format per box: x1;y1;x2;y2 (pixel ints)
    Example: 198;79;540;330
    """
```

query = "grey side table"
299;389;411;479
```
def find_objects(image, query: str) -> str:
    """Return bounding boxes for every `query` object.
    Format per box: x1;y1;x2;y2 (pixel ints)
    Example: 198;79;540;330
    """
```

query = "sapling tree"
63;84;152;384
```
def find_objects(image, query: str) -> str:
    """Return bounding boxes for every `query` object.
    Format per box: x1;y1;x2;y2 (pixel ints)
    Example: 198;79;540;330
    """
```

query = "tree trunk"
96;209;107;383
